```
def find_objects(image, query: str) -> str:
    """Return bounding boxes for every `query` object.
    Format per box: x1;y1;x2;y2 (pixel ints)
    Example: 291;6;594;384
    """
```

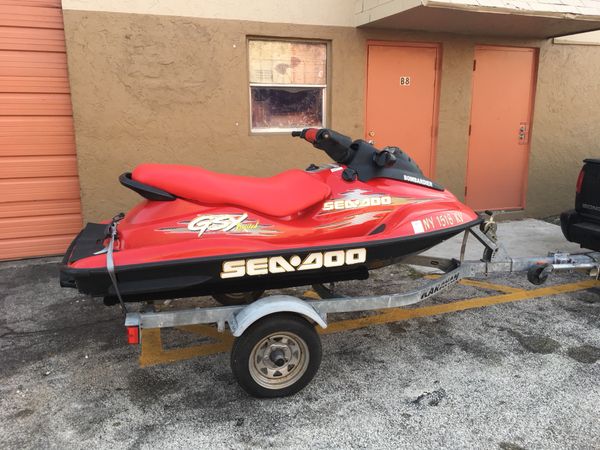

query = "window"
248;39;327;132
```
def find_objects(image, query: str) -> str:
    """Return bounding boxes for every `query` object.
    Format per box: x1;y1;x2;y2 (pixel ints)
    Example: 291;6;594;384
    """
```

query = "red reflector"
576;169;585;194
126;326;140;345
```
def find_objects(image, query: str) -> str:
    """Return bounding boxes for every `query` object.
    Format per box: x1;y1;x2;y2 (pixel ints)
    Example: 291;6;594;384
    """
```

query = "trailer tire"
213;290;264;306
230;313;321;398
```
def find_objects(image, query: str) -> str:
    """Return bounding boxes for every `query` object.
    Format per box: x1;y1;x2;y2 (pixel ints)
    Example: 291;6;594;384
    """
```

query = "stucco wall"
62;10;600;221
527;42;600;216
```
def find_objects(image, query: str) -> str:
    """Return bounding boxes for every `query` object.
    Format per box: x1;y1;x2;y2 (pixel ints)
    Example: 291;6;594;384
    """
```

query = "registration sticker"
411;220;425;234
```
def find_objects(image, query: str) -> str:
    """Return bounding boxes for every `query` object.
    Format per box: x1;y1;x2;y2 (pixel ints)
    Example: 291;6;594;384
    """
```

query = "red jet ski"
60;128;481;306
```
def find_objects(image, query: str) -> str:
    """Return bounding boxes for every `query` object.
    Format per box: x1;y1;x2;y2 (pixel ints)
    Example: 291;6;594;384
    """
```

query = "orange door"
366;43;440;177
465;46;537;211
0;0;82;260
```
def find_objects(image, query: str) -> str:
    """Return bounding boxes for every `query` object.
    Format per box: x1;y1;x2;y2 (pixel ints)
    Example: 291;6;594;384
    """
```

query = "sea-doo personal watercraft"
60;128;481;305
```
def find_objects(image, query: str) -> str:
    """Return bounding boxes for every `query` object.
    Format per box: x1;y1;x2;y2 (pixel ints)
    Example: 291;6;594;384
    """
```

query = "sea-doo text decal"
157;213;279;237
320;189;430;214
323;196;392;211
220;248;367;279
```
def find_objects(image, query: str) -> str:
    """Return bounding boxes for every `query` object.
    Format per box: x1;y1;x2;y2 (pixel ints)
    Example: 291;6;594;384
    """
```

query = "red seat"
132;164;331;217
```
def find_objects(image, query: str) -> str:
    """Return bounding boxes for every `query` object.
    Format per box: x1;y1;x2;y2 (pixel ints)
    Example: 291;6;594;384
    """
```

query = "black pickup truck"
561;159;600;251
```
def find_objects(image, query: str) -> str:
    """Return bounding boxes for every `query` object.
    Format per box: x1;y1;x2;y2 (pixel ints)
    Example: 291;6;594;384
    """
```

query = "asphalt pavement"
1;220;599;449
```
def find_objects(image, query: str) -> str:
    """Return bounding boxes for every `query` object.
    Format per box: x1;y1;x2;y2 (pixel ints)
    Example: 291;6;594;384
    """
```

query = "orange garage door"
0;0;82;260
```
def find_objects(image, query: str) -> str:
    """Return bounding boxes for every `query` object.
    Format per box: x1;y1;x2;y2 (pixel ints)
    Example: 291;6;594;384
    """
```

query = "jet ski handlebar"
292;128;354;164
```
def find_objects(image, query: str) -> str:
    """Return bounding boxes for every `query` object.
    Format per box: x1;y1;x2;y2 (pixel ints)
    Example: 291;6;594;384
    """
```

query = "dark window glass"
251;87;323;130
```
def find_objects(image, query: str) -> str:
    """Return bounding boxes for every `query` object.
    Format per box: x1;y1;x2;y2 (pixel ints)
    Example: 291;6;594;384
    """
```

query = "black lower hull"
60;219;481;303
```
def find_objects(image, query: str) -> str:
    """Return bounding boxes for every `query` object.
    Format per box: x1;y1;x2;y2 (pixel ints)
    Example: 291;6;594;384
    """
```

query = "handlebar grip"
291;128;318;143
313;129;354;164
292;128;354;164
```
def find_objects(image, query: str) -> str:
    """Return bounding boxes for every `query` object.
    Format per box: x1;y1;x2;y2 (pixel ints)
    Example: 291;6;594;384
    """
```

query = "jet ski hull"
60;219;480;303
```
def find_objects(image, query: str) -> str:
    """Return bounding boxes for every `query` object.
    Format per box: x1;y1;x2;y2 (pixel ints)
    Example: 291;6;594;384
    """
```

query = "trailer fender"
230;295;327;337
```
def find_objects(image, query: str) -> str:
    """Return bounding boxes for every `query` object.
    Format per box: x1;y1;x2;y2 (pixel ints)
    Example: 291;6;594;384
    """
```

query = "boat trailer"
122;225;600;397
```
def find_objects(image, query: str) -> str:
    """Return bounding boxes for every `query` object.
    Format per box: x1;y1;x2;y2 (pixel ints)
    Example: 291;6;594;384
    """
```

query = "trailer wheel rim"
249;332;309;390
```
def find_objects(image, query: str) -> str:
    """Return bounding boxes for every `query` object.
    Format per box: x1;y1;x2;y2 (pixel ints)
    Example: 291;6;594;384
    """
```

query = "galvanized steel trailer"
122;225;600;397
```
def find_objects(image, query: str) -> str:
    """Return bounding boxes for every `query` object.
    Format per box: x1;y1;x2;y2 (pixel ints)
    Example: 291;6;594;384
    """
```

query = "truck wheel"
213;290;264;306
230;313;322;398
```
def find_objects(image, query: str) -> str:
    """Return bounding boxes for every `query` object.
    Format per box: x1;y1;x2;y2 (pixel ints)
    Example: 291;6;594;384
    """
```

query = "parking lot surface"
1;252;600;449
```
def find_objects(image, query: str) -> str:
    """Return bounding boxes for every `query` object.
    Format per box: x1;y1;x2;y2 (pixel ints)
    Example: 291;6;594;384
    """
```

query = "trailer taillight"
126;326;140;345
576;168;585;194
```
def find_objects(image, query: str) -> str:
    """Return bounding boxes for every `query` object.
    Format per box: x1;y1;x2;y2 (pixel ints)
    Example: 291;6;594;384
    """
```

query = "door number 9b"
399;76;411;86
